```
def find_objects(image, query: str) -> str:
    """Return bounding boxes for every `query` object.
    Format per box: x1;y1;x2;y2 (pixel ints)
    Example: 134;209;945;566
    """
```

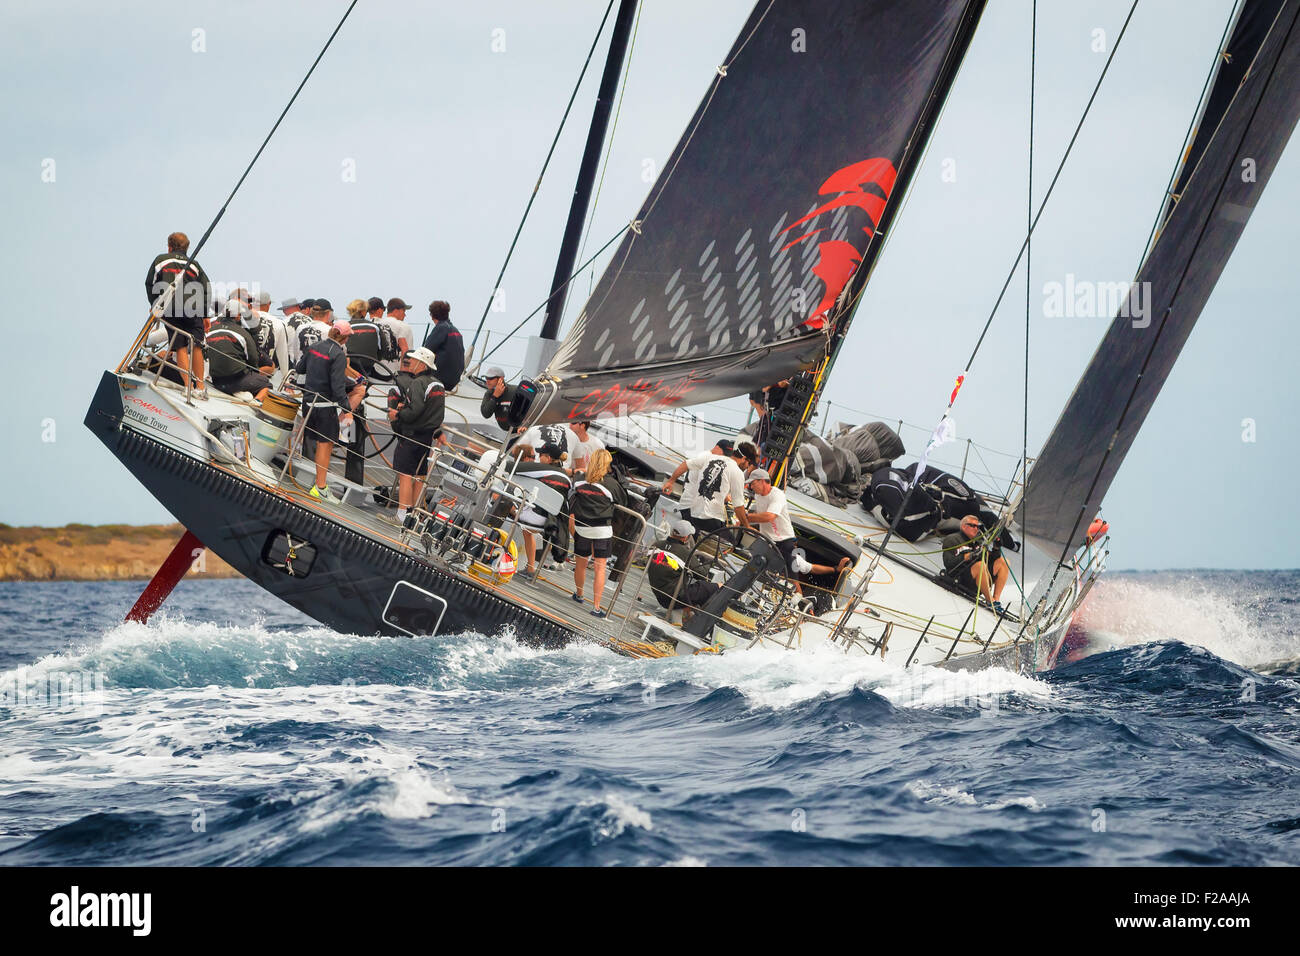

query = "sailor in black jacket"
294;322;356;501
387;347;447;524
513;443;572;574
567;449;625;617
145;231;212;394
479;366;517;432
205;303;272;401
422;300;465;390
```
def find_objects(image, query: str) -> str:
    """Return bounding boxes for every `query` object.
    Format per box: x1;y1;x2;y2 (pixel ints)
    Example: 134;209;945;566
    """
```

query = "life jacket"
347;320;381;363
375;323;401;361
570;476;619;530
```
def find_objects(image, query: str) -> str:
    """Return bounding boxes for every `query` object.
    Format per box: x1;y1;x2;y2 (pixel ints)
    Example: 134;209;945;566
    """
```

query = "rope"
829;1;1141;642
465;0;618;360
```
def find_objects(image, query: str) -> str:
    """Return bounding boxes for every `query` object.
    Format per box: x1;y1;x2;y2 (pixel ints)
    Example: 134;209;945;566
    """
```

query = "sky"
1;0;1296;569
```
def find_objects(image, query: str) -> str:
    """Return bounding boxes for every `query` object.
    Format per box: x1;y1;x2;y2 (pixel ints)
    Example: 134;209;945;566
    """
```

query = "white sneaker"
790;549;814;575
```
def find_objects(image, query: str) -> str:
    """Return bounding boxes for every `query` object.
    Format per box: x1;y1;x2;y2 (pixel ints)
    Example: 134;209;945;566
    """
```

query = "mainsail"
533;0;986;424
1020;0;1300;551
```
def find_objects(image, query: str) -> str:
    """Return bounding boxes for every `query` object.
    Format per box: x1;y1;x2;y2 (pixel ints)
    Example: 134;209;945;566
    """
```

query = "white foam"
908;779;977;806
1077;574;1299;669
908;779;1044;812
582;793;653;839
626;642;1050;712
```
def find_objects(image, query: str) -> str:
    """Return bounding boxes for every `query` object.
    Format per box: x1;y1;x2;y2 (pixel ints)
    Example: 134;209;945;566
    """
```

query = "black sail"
1158;0;1287;230
1021;0;1300;551
534;0;986;424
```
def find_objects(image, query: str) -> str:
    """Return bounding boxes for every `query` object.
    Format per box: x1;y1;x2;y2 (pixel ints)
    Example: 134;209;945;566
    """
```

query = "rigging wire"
962;0;1140;374
1017;1;1300;644
127;0;359;368
465;0;618;361
473;225;628;368
834;0;1141;633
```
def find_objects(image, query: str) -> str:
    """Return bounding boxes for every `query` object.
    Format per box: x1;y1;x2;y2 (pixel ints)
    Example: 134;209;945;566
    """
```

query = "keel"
125;529;204;623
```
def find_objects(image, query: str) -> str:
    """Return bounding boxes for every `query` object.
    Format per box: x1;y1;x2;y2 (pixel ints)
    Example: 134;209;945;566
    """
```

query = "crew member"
660;438;745;535
346;298;382;377
736;468;849;590
295;320;356;501
513;442;572;575
422;300;465;390
567;420;604;475
377;297;410;379
568;449;624;618
290;299;334;369
646;518;719;614
387;346;446;526
249;293;291;385
941;514;1011;615
479;366;516;431
145;231;211;395
204;302;272;402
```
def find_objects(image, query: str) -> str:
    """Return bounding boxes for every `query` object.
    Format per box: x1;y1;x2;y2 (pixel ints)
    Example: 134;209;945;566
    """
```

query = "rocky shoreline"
0;523;239;581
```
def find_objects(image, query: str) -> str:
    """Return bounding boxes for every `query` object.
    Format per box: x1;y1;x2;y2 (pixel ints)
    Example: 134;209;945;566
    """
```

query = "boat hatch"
382;581;448;637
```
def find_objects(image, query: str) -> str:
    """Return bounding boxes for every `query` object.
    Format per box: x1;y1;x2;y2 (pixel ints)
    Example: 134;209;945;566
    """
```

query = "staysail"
533;0;986;424
1020;0;1300;551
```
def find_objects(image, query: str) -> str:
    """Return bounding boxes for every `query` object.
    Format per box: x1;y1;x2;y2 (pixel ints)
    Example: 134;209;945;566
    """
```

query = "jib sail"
1020;0;1300;550
533;0;986;424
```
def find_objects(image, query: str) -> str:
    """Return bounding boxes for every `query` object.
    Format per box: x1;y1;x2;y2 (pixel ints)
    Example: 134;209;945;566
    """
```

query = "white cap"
406;347;437;369
670;518;695;537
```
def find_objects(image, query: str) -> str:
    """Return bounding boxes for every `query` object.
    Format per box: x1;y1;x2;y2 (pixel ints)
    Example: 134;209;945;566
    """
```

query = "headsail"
533;0;986;424
1020;0;1300;551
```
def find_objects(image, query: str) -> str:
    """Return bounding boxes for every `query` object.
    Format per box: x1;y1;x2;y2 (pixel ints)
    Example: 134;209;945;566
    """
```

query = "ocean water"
0;571;1297;866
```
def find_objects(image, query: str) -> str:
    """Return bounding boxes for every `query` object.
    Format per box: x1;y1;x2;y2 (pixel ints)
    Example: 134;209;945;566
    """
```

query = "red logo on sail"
780;157;897;328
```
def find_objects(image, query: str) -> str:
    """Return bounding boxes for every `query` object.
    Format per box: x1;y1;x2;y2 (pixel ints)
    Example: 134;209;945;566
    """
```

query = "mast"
538;0;638;344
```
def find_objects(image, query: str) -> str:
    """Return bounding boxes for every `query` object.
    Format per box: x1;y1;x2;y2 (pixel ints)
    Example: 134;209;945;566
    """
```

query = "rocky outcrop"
0;523;240;581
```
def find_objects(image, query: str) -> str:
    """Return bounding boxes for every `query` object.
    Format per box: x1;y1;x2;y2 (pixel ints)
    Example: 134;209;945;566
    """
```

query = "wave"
1074;571;1300;669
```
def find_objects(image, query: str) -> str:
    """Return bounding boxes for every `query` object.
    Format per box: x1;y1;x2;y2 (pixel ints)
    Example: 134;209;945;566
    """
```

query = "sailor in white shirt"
372;296;413;379
250;291;291;386
660;438;745;535
736;468;851;589
566;420;605;475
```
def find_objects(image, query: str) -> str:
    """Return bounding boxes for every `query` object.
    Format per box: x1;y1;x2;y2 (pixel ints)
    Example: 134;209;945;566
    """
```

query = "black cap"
367;296;384;312
313;298;333;311
715;438;735;454
386;297;412;311
538;442;564;460
300;298;317;310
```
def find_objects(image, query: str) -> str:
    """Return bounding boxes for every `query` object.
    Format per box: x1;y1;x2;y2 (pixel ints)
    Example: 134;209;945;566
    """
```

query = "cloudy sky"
2;0;1295;568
